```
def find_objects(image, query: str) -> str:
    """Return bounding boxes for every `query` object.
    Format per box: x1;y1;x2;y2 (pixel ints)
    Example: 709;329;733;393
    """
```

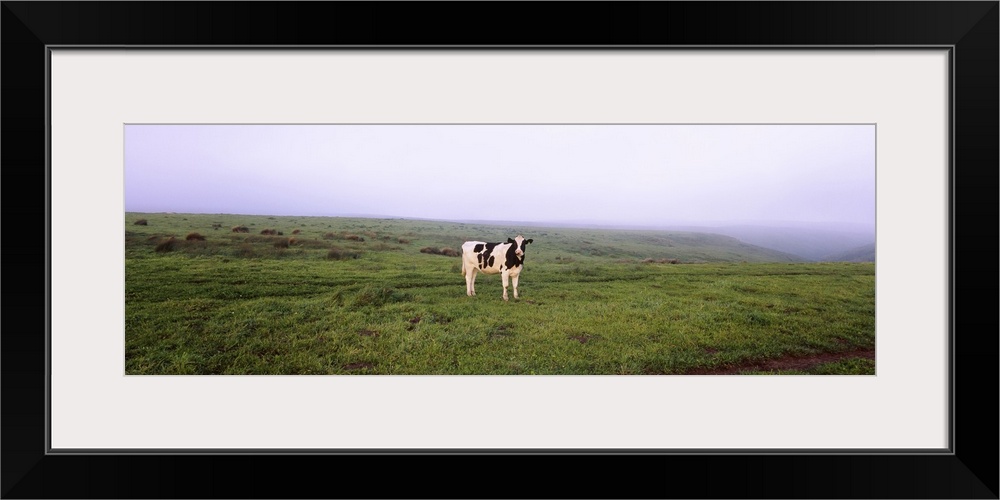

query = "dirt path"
683;347;876;375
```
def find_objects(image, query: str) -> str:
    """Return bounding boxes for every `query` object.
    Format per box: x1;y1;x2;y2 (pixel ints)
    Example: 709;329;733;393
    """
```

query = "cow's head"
508;235;533;257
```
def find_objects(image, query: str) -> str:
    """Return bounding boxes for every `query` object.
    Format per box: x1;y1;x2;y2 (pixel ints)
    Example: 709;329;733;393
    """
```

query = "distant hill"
128;212;858;264
468;219;877;263
819;243;876;262
664;224;875;262
568;229;807;263
451;223;807;263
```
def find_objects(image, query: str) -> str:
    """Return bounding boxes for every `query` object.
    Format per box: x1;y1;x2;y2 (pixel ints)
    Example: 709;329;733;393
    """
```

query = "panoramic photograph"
124;124;876;375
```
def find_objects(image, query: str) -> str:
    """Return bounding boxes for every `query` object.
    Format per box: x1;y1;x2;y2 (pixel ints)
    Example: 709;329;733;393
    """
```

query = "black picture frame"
3;2;996;498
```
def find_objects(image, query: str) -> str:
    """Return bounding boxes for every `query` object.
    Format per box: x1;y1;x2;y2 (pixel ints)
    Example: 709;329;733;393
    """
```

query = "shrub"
134;219;148;226
185;232;206;241
242;235;287;245
421;246;460;257
292;229;301;235
235;243;255;258
296;238;331;249
397;238;410;244
154;237;177;253
324;232;367;242
232;225;249;233
642;258;681;264
369;242;403;252
327;247;360;260
260;229;277;235
273;238;289;248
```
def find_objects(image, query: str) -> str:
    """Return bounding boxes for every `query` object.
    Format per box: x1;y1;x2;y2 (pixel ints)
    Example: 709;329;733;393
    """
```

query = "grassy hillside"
820;243;876;263
670;224;875;262
124;212;875;375
126;212;804;264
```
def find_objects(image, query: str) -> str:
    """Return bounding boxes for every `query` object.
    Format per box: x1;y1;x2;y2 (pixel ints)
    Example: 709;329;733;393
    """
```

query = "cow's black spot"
505;244;524;269
487;255;495;268
473;243;484;253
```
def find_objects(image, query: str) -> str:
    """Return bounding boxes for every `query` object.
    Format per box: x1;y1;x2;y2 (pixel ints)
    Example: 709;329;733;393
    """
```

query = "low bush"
234;243;255;258
155;237;177;253
327;247;361;260
420;246;460;257
368;242;403;252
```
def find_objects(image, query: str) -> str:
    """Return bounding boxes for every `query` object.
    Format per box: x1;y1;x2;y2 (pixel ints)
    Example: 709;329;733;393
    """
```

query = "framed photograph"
4;2;996;498
120;121;878;379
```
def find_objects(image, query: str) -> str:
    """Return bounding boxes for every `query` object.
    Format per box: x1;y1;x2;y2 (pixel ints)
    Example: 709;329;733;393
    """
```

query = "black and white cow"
461;235;533;301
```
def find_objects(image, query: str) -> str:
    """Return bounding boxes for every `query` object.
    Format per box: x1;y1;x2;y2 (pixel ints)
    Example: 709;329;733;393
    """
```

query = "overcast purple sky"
124;124;875;229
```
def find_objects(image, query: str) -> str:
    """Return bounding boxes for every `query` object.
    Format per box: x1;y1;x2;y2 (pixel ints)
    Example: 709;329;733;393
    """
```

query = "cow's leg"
501;270;510;301
512;274;520;299
465;269;476;296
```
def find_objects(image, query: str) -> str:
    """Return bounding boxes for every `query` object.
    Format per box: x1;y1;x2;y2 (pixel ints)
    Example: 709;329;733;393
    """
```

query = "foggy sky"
124;124;875;230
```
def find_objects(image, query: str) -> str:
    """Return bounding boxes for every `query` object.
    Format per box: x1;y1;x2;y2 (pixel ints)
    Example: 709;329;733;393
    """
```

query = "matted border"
52;52;936;452
4;2;997;498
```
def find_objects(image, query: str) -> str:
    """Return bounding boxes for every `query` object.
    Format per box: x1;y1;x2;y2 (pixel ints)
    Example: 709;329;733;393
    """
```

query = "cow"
461;235;533;301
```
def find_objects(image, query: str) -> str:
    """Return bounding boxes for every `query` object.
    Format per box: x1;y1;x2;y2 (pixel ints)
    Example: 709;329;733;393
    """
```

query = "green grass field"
125;212;875;375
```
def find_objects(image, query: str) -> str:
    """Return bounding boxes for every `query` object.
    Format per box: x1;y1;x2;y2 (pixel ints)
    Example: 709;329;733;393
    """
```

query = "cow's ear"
526;239;533;244
507;238;515;244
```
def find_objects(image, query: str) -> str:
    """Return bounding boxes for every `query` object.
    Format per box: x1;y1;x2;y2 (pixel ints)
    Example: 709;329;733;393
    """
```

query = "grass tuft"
327;246;360;260
420;247;460;257
154;237;178;252
351;285;411;309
